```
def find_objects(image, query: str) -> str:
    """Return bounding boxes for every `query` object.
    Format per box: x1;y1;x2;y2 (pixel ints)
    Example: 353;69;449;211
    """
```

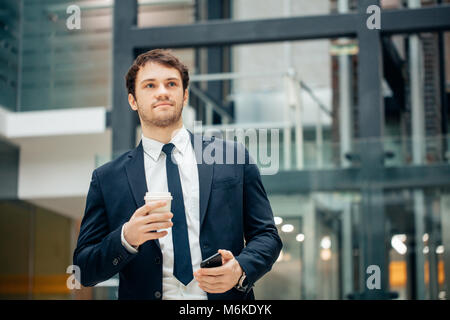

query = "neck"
141;120;184;144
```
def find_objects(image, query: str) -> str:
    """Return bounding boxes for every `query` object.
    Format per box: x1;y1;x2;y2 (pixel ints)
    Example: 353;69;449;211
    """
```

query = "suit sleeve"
73;169;138;287
234;147;283;291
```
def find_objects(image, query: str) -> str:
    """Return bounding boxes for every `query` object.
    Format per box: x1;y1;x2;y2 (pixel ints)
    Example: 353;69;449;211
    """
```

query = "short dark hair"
125;49;189;97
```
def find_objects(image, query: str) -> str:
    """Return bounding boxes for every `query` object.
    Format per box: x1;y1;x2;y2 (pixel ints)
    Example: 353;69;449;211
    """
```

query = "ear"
183;88;189;106
128;93;138;111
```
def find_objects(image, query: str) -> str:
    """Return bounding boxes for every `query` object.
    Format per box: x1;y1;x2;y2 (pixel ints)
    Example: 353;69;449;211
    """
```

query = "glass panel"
384;135;450;167
13;0;198;112
252;188;450;300
384;188;449;300
18;0;112;111
0;0;20;111
383;30;449;166
137;0;195;28
233;0;358;21
257;192;361;300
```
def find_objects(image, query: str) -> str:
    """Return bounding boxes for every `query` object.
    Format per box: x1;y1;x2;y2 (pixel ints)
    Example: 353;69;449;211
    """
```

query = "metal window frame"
112;0;450;191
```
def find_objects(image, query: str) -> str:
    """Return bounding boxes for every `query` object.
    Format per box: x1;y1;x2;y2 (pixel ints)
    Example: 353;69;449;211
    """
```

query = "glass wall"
18;0;112;111
5;0;196;112
253;188;450;300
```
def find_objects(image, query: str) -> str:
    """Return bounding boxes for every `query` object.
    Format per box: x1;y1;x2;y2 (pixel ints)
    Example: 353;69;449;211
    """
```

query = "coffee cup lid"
144;192;172;200
145;192;171;196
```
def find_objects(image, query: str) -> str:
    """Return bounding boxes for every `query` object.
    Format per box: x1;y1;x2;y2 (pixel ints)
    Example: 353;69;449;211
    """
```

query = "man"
73;49;282;300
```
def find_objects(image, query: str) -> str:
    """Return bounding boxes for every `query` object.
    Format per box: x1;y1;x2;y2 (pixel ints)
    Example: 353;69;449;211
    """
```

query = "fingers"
140;221;173;232
195;273;225;292
196;249;234;276
194;250;238;294
218;249;234;263
197;265;226;276
196;274;223;286
133;201;167;217
139;211;173;224
196;275;229;294
143;230;168;241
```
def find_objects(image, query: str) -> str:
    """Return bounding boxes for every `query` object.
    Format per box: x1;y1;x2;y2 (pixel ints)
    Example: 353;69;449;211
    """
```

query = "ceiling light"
320;236;331;249
274;217;283;225
281;224;294;233
391;235;407;255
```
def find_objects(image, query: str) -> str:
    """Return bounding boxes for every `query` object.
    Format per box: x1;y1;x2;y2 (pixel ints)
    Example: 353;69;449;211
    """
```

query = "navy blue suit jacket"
73;131;282;300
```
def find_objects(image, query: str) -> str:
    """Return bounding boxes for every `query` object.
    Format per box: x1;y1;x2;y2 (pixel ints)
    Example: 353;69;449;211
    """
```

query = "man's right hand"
123;201;173;248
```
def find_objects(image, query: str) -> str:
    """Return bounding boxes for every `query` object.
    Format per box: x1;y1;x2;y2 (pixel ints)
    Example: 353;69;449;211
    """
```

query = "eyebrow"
140;77;180;84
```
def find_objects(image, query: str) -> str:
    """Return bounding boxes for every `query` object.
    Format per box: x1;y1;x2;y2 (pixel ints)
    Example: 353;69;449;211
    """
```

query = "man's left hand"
194;249;243;294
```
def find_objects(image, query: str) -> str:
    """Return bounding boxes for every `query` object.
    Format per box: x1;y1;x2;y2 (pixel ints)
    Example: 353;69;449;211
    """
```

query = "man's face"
129;62;188;128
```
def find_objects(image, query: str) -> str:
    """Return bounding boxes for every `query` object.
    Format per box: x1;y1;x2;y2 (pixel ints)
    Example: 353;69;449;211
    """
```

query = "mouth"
153;102;173;109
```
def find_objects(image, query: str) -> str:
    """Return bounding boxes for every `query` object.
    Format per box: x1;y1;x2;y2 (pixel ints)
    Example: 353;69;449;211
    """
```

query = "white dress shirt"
121;125;207;300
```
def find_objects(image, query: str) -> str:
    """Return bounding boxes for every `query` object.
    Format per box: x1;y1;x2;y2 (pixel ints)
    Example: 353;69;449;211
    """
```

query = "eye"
146;83;154;88
168;81;177;87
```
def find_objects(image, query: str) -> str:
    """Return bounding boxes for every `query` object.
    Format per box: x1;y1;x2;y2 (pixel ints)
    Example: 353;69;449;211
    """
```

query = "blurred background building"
0;0;449;300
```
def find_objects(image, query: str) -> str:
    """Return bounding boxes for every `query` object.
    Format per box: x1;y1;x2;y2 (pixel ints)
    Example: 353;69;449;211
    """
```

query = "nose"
155;84;169;99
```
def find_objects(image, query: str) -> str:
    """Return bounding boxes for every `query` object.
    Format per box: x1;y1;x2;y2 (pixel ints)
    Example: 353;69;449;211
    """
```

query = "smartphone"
200;252;222;268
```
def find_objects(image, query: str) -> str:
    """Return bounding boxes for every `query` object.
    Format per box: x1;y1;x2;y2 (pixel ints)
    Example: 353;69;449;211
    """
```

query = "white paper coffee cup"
144;192;173;213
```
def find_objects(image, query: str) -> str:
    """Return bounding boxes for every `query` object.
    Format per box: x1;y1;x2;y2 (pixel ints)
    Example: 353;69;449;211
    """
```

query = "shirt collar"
141;125;190;161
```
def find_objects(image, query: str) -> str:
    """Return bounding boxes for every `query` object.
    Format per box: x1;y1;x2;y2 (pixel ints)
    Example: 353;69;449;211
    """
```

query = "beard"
136;98;183;128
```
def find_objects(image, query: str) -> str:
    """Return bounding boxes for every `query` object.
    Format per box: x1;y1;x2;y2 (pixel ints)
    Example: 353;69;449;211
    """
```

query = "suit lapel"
188;130;214;230
125;141;147;209
124;141;160;249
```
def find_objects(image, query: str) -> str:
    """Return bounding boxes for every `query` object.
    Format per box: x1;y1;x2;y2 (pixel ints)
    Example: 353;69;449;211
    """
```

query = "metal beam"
128;13;358;49
356;0;389;298
112;0;138;156
357;0;388;300
437;1;449;163
262;168;362;193
206;0;231;125
382;5;450;34
119;6;450;51
261;165;450;194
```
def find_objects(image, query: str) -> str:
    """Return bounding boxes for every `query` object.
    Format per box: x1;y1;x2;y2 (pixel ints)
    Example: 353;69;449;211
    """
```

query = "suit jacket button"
112;258;119;266
154;291;161;299
155;257;161;264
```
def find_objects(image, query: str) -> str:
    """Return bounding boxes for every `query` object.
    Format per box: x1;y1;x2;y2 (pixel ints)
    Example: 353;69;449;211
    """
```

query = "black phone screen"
200;252;222;268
